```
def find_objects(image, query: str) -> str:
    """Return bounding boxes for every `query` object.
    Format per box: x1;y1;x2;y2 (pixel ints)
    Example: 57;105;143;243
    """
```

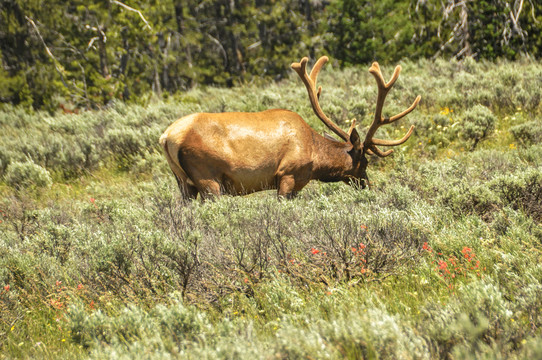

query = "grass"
1;57;542;359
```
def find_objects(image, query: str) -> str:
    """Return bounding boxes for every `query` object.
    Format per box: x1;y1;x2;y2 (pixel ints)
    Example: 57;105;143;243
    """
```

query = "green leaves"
459;105;497;150
2;1;542;110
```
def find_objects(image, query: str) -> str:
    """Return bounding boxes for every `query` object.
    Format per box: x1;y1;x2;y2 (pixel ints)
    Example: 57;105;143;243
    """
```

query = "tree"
412;0;542;60
326;0;417;65
1;0;540;111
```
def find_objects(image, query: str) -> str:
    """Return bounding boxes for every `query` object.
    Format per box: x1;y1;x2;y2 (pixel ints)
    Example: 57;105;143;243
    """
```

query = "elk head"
291;56;421;188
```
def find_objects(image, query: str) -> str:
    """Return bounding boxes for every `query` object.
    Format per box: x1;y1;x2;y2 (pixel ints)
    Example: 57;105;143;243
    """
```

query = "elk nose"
344;178;367;189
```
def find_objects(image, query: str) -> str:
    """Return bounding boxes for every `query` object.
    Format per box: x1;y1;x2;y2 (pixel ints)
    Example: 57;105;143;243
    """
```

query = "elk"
160;56;421;199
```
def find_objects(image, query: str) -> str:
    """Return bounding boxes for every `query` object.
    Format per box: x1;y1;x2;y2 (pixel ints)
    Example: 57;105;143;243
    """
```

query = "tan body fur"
160;109;359;199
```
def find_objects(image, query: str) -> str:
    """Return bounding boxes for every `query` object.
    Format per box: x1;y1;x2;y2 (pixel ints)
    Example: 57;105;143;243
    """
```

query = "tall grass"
1;58;542;359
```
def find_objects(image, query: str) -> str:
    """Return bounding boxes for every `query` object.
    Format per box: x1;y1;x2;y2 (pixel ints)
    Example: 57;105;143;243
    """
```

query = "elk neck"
310;132;355;182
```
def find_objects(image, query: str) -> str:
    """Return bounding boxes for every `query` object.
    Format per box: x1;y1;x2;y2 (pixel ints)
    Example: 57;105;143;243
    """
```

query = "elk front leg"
277;175;296;199
277;175;309;199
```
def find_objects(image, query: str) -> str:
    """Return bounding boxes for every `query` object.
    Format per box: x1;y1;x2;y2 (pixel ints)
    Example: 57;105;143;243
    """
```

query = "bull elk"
160;56;421;199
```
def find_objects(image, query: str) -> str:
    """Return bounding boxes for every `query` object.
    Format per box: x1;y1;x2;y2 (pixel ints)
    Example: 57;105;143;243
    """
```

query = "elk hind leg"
194;179;222;200
174;173;199;199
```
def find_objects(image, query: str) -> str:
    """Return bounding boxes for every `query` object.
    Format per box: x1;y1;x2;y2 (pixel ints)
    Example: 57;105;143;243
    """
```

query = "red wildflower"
462;247;474;261
311;248;320;255
438;260;448;270
4;285;9;292
360;225;367;230
56;280;62;287
359;243;366;250
89;197;95;204
50;299;64;309
77;283;84;290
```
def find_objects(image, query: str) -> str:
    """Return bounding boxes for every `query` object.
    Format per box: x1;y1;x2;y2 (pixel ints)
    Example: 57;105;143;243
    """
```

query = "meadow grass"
1;58;542;359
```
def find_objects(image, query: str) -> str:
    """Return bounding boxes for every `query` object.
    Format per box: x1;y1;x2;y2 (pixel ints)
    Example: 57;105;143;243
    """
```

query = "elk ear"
347;119;357;136
349;127;361;150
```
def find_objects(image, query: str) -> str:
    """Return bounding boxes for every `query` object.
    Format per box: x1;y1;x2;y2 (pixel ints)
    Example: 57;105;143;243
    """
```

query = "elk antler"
364;62;421;157
292;57;351;142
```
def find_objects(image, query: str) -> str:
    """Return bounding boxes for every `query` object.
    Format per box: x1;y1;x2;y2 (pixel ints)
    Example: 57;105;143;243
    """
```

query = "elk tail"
159;134;192;185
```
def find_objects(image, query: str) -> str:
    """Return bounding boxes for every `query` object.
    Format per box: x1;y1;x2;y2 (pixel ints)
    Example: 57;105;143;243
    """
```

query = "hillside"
1;58;542;358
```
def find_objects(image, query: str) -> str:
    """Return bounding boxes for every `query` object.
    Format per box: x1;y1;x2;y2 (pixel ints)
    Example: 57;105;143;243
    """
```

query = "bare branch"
25;16;70;90
206;34;228;66
110;0;152;31
87;36;99;50
528;0;539;23
509;0;526;42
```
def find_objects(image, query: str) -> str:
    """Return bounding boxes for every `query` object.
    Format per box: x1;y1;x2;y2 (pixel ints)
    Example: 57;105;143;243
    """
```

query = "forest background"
1;0;541;112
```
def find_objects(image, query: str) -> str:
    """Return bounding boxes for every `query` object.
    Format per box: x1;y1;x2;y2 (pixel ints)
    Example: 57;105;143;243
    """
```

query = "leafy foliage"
1;1;541;110
1;60;542;359
4;161;52;189
459;104;497;150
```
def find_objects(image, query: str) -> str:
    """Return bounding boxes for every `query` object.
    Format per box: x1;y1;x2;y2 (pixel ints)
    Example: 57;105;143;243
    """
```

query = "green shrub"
520;145;542;165
4;161;52;189
274;305;430;359
510;120;542;146
490;169;542;222
459;105;497;150
2;60;542;359
0;145;16;175
69;297;212;350
421;280;516;357
440;183;501;219
105;127;147;158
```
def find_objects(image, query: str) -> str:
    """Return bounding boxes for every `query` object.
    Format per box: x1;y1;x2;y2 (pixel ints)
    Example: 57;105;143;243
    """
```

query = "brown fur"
159;109;366;199
160;57;419;199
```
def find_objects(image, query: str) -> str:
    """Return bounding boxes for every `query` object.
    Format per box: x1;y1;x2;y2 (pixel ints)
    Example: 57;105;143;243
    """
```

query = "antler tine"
369;62;401;91
292;56;350;142
387;95;422;123
365;146;393;157
364;62;420;157
369;146;394;157
371;125;414;146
